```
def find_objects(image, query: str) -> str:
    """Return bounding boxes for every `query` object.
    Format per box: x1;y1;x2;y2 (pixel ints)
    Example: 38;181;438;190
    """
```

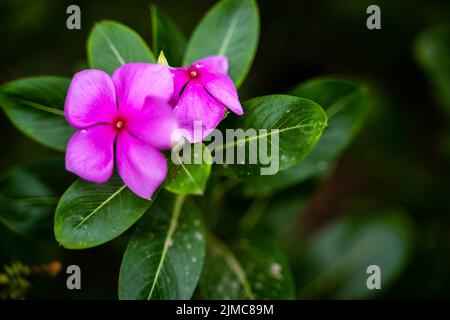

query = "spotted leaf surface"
118;193;206;300
54;174;151;249
200;235;295;299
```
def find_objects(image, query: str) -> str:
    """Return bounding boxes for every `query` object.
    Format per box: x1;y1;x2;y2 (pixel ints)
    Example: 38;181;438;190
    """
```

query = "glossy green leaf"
164;143;212;195
216;95;327;178
119;194;205;300
183;0;259;87
415;24;450;114
0;77;74;151
299;211;413;299
0;159;73;239
54;174;151;249
200;234;295;299
151;5;186;66
243;78;368;196
88;20;155;74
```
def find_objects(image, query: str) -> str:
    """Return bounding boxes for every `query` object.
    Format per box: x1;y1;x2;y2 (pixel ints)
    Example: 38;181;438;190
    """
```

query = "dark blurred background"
1;0;450;299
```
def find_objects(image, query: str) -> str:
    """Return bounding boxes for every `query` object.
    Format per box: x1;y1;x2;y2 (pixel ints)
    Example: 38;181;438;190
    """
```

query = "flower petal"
112;63;173;113
126;97;178;149
170;67;189;105
174;83;226;143
193;55;229;75
65;70;117;128
116;130;167;199
65;125;116;183
203;74;244;115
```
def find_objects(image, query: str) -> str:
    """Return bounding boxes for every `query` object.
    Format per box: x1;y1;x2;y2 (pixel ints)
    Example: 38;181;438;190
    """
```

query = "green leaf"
216;95;327;178
119;194;205;300
200;234;295;299
183;0;259;87
415;24;450;115
164;143;212;195
88;20;155;74
0;159;73;239
54;174;151;249
0;77;75;151
299;211;413;299
242;78;368;195
242;194;306;240
151;5;186;66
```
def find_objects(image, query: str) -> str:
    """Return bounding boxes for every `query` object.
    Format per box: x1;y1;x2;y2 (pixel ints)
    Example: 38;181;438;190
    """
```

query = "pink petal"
174;83;226;143
125;97;178;149
112;63;173;113
192;55;229;75
65;125;116;183
203;74;244;115
65;70;117;128
170;67;189;105
116;130;167;200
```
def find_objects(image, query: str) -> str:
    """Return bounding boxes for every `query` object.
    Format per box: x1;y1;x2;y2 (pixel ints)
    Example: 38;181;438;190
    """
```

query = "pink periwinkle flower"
64;63;177;200
170;55;244;142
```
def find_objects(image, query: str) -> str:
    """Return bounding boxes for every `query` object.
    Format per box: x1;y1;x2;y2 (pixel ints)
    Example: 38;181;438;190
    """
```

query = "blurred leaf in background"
415;24;450;117
151;5;186;66
298;210;414;299
0;158;73;240
183;0;259;88
200;234;295;299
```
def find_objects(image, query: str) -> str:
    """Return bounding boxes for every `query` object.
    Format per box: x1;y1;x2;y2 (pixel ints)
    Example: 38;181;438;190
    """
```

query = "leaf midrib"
217;8;240;56
208;234;255;299
147;194;186;299
97;25;126;66
326;90;362;121
174;152;202;194
212;122;321;152
9;96;64;116
3;196;60;205
73;184;127;229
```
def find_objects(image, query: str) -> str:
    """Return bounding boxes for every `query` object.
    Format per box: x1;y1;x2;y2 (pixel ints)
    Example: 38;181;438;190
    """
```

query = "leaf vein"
73;184;127;229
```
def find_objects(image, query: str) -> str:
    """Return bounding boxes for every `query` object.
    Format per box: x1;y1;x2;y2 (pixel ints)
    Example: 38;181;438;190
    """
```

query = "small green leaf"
242;78;368;195
200;234;295;299
216;95;327;178
164;143;212;195
299;211;413;299
0;77;74;151
415;24;450;116
151;5;186;66
54;174;151;249
88;20;155;74
183;0;259;87
119;193;206;300
0;159;73;239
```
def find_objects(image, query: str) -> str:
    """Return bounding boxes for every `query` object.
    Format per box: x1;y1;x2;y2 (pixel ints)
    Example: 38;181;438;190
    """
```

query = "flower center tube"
189;69;200;80
114;119;125;130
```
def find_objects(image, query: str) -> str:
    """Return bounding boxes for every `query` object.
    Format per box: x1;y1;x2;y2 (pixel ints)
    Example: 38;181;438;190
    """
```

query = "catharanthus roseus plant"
65;64;177;199
0;0;370;300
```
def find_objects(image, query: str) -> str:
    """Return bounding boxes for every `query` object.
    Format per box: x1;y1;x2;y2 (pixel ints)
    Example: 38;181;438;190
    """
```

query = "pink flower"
64;63;177;200
170;55;244;142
